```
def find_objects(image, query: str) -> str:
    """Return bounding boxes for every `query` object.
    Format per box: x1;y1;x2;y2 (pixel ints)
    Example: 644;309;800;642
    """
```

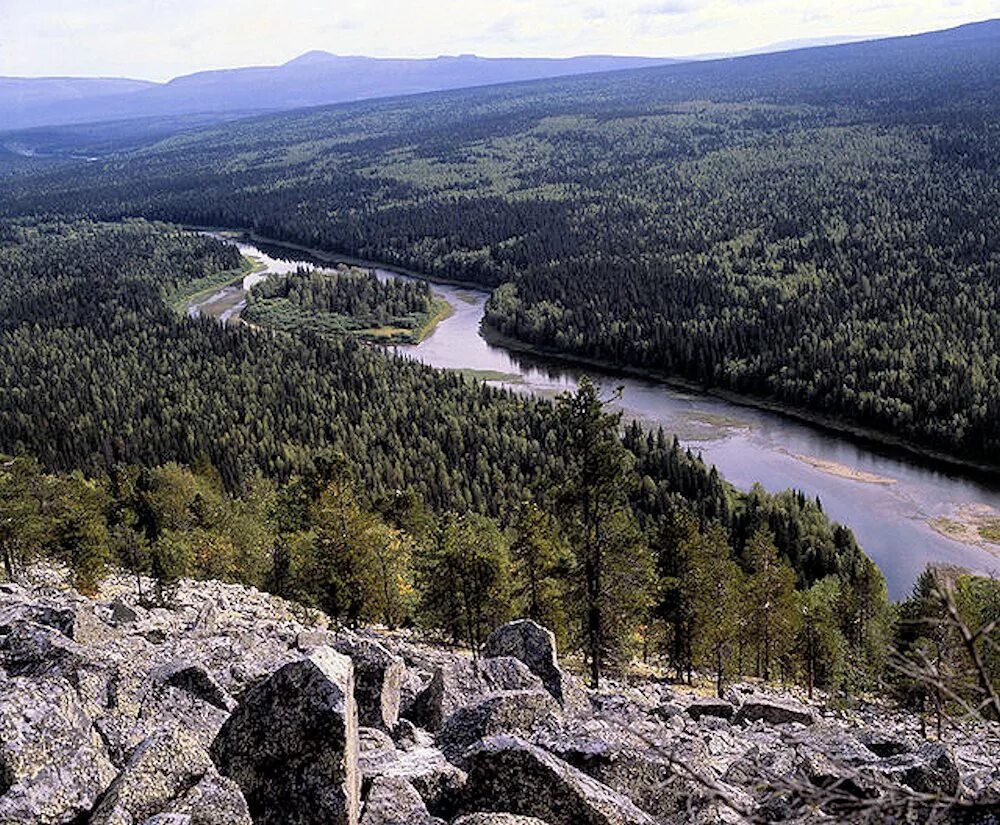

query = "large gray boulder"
210;647;360;825
453;816;551;824
334;637;406;730
90;727;251;825
0;675;116;823
734;696;815;727
482;621;584;711
365;745;467;814
687;697;735;722
461;735;656;825
531;716;712;820
151;659;236;712
438;690;559;762
411;656;543;731
871;742;960;797
360;776;436;825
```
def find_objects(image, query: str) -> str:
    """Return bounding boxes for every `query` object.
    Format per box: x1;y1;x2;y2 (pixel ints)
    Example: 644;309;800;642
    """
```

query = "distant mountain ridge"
0;53;678;131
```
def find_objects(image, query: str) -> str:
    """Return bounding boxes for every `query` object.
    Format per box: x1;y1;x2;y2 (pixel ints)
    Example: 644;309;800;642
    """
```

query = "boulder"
482;621;563;703
210;647;360;825
453;816;552;825
152;659;236;712
0;675;116;823
334;637;406;730
110;596;141;626
296;629;337;651
393;717;435;750
859;731;913;758
532;718;712;820
0;618;91;678
359;726;400;774
687;697;735;722
438;690;560;761
369;746;467;814
734;697;815;727
360;776;435;825
461;735;656;825
91;727;250;825
872;742;960;797
168;773;253;824
411;656;543;731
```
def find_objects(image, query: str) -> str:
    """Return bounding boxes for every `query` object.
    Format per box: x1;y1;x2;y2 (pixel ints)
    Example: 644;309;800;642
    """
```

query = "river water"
217;236;1000;599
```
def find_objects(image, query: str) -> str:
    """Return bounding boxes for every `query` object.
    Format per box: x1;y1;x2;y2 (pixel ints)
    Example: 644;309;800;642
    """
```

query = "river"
208;235;1000;599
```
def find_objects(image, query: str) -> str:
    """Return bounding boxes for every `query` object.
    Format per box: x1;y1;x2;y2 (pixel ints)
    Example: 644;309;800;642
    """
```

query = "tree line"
0;217;893;693
3;24;997;462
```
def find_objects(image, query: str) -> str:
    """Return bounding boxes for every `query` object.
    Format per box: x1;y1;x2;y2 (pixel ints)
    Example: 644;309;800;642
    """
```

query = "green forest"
2;21;998;463
0;217;894;692
244;265;449;343
0;23;998;716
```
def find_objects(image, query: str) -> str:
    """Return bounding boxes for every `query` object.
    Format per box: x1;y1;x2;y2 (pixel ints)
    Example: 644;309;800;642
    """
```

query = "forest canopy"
3;20;997;462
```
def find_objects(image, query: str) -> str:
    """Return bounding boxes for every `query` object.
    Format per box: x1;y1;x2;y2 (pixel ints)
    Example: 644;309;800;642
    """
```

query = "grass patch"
450;368;524;383
979;520;1000;543
167;255;260;312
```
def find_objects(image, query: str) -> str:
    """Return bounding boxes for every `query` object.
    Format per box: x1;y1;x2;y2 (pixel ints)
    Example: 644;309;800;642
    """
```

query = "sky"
2;0;999;81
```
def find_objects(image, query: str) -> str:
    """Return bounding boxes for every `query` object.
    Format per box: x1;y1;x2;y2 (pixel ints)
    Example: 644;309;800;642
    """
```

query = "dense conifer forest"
0;217;892;690
4;20;998;462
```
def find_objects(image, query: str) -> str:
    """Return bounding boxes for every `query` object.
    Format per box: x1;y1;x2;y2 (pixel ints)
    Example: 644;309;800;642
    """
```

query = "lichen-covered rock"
91;727;249;825
734;696;815;727
438;690;560;762
461;735;656;825
0;675;116;823
334;637;406;730
531;715;712;820
483;621;561;697
687;697;736;722
168;772;253;824
151;659;236;712
360;776;436;825
210;647;360;825
453;815;552;825
871;741;960;796
367;746;467;814
411;656;543;731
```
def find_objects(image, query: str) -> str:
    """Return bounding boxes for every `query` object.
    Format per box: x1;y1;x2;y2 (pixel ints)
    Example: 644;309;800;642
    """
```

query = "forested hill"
3;19;1000;463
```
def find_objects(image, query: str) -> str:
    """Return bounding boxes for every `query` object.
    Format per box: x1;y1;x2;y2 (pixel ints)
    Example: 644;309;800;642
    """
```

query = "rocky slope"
1;568;998;824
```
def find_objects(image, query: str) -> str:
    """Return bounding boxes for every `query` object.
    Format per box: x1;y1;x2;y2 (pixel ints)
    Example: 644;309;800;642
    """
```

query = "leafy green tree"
0;457;53;581
415;512;512;653
50;474;111;595
150;529;195;605
509;501;571;648
652;508;699;683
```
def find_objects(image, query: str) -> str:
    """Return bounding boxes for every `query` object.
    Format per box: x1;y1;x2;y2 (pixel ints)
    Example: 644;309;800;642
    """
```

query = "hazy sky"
2;0;999;81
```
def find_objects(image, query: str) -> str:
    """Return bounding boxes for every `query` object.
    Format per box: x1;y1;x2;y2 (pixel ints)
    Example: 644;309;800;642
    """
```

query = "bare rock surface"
2;566;999;825
461;735;657;825
210;647;360;824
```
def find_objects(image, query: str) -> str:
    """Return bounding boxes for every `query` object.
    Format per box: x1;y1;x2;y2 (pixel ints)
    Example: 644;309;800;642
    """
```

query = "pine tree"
743;528;798;682
552;377;651;687
687;523;743;697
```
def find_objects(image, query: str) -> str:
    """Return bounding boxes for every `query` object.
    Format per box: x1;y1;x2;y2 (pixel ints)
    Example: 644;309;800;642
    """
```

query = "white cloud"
0;0;997;79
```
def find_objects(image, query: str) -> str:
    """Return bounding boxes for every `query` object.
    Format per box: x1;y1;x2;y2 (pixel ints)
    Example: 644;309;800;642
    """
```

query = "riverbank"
479;324;1000;481
187;225;1000;481
168;254;262;314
